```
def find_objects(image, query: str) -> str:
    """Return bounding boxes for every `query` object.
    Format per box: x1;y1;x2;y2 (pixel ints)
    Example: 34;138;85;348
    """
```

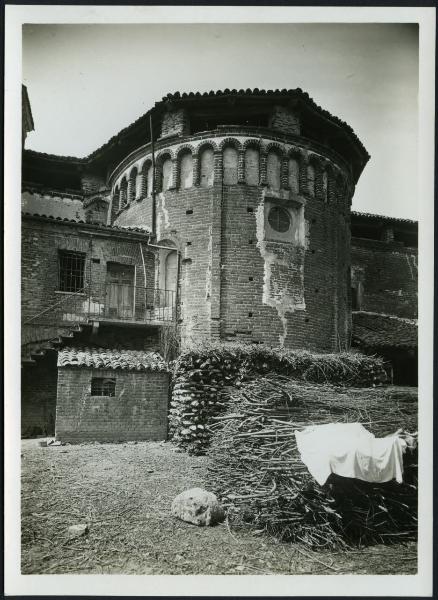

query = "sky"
22;23;419;220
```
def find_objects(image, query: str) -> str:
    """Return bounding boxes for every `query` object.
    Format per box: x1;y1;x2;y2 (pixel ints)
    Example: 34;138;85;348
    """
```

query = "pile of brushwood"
169;343;387;455
208;376;418;549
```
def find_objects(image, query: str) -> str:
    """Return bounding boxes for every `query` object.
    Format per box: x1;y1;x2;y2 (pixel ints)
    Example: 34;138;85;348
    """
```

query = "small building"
20;87;419;440
56;347;169;443
352;312;417;385
350;212;418;385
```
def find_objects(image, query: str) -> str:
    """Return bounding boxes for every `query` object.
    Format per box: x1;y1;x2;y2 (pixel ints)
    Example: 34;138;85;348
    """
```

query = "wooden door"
106;263;135;319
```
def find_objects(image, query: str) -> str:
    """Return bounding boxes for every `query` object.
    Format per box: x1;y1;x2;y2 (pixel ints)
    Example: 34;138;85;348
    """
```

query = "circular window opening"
268;206;291;233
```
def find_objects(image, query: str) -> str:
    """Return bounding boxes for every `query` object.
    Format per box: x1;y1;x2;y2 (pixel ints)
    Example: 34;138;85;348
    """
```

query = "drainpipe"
88;236;93;319
175;250;181;324
106;193;113;226
150;113;156;238
139;242;148;285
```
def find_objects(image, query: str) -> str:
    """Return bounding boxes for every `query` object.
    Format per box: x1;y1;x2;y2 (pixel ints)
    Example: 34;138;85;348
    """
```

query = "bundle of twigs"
208;376;418;549
169;344;387;455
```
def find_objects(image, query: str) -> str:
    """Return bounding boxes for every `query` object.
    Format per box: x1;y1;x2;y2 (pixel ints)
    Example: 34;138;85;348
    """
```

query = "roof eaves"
21;211;152;236
351;211;418;225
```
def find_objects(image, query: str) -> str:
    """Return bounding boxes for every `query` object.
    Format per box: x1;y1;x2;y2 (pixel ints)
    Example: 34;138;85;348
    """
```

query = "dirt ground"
21;439;417;575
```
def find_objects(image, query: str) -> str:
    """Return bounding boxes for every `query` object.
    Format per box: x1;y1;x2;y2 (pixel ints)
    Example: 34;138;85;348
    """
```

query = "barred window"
58;250;86;292
91;377;116;397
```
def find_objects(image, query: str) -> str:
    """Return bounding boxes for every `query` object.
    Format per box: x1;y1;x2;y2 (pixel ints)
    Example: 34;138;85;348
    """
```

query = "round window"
268;206;291;233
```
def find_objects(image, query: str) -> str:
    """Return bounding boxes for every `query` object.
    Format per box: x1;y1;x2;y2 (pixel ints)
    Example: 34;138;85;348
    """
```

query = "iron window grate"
91;377;116;397
58;251;86;292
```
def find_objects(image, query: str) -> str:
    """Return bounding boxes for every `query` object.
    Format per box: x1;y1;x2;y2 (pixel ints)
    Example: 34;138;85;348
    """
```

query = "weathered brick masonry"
21;87;418;437
22;351;57;437
21;216;155;325
56;367;169;443
351;237;418;319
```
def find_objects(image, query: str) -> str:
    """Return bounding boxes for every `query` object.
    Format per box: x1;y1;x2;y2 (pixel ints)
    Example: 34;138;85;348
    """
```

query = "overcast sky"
22;23;418;220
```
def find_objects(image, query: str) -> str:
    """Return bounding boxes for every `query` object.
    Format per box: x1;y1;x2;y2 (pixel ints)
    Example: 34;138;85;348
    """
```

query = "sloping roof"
57;347;168;371
22;211;152;235
160;88;369;158
26;88;369;170
352;312;417;349
351;211;417;225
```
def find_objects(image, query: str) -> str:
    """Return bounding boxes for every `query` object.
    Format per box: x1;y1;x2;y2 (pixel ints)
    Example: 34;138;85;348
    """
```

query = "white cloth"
295;422;406;486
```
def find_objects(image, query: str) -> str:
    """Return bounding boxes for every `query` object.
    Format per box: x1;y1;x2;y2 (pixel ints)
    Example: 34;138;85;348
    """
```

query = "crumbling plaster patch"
255;191;306;347
156;193;171;241
206;227;212;301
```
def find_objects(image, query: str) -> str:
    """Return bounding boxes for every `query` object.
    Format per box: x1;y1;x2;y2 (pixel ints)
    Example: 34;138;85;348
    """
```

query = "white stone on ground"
171;487;225;527
68;523;89;538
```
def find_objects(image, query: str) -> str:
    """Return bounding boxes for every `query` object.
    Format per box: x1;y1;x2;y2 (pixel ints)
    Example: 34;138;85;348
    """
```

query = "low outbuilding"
56;347;169;443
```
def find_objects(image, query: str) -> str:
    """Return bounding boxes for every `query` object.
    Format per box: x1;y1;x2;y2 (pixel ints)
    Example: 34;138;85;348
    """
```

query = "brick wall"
21;219;155;325
351;237;418;318
268;105;300;136
21;351;57;437
56;367;169;442
161;108;190;138
22;191;85;221
111;135;352;351
81;173;106;194
220;185;350;351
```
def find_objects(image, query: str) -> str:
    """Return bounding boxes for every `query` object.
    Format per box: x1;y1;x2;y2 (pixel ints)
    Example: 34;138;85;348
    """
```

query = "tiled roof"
24;148;85;163
58;347;168;371
160;88;369;157
28;88;368;166
352;312;417;349
351;211;417;225
21;211;151;235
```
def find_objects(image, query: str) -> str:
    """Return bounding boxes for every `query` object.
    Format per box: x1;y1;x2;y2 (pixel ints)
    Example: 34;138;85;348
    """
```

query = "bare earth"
21;439;417;575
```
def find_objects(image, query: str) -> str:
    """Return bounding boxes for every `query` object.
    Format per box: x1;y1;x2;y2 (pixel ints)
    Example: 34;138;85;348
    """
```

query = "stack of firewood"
169;344;388;455
208;376;418;549
168;353;241;454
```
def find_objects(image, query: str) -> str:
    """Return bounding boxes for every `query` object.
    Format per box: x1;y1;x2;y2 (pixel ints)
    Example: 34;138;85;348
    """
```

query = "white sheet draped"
295;422;407;486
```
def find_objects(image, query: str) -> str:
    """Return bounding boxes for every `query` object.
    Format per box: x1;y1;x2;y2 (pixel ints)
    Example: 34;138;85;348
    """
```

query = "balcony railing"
24;284;177;326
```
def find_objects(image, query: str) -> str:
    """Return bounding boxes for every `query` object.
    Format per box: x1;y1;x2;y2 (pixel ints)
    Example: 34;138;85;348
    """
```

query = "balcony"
24;284;177;327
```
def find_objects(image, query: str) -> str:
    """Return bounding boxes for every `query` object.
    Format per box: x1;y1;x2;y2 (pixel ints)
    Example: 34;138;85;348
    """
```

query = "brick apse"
21;88;418;438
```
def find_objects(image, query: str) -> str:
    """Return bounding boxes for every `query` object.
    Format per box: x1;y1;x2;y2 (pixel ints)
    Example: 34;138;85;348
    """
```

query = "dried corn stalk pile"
208;376;418;549
169;344;387;455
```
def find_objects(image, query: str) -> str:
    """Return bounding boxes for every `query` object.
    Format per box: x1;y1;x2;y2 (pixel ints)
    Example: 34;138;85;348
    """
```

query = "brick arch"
138;158;153;198
264;142;285;158
307;153;323;169
287;146;304;161
218;137;243;151
176;143;196;158
335;171;347;204
242;138;262;150
196;140;219;154
140;157;152;173
197;143;216;187
156;237;179;250
323;163;337;204
127;167;137;204
119;176;128;208
286;151;302;194
155;149;175;163
111;183;121;214
155;151;174;192
265;144;284;191
243;141;261;186
221;141;240;185
176;145;195;189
